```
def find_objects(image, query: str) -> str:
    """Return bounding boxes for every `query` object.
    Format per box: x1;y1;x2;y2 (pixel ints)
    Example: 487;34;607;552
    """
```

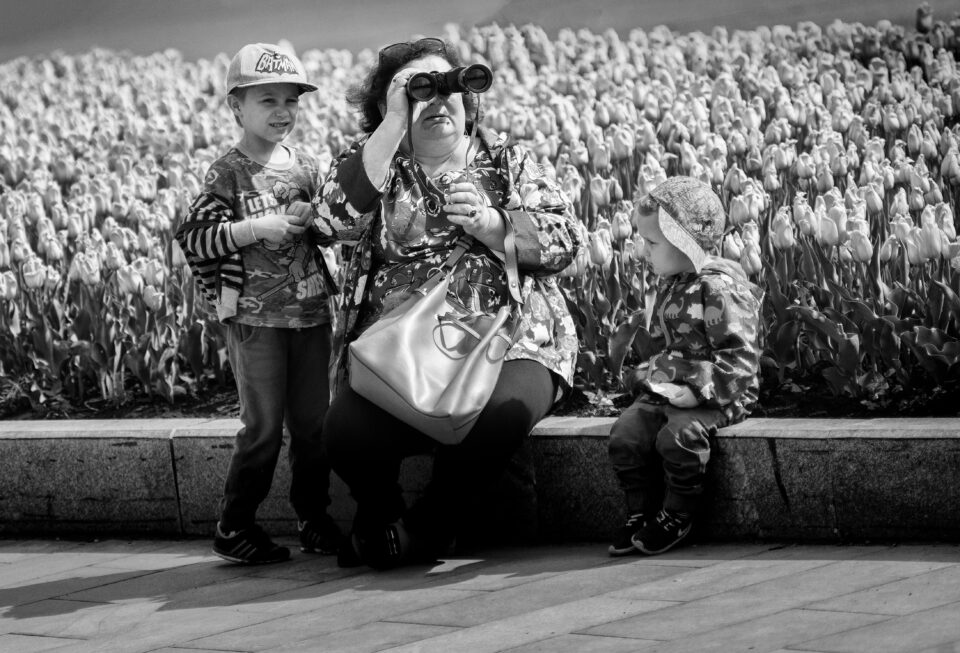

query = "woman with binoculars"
314;37;582;569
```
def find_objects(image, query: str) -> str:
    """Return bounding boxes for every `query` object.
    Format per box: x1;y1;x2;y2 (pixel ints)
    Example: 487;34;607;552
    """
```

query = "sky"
0;0;923;64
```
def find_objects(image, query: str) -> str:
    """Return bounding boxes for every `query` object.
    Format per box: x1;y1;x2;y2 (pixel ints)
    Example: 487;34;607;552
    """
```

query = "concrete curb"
1;417;958;541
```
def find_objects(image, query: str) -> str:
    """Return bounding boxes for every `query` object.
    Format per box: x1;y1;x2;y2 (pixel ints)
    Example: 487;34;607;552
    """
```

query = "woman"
314;37;582;568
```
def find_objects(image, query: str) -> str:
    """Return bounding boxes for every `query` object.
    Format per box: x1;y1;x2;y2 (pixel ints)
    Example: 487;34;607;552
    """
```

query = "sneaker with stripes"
212;523;290;565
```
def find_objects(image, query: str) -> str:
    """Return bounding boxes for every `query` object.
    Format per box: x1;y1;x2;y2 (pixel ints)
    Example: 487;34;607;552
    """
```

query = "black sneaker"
212;524;290;565
631;509;692;555
608;513;646;556
298;515;342;554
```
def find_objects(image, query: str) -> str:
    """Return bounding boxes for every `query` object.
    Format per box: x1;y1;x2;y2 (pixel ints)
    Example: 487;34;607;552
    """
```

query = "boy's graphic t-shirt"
204;147;330;328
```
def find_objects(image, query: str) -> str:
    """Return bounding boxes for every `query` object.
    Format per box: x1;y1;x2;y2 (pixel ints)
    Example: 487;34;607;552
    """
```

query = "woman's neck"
406;135;469;178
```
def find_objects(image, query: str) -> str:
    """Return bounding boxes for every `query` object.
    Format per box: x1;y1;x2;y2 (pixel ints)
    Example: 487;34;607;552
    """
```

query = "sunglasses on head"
378;37;447;65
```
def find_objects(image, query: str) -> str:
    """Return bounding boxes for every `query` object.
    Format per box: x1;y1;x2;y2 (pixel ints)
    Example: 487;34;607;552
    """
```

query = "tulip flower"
848;231;874;262
587;230;613;268
935;203;956;240
142;284;164;311
116;264;144;296
0;270;17;300
589;176;610;208
818;215;840;247
21;256;46;290
740;241;762;275
611;211;632;242
771;209;796;249
879;234;900;262
722;232;744;260
741;221;761;247
77;252;102;286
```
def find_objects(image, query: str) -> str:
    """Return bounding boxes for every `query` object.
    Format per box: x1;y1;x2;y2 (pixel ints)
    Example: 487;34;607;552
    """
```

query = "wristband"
247;220;259;244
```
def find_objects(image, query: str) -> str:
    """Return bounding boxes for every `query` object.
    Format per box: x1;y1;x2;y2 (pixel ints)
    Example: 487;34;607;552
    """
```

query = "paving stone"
506;633;660;652
635;608;887;653
184;586;485;650
0;633;83;652
0;423;180;535
807;564;960;615
265;621;458;653
609;557;832;601
800;602;960;653
383;596;673;653
0;567;156;611
390;559;683;627
586;558;933;641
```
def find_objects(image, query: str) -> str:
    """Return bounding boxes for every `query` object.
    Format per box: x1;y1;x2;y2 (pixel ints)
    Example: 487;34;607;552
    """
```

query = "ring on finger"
468;208;478;218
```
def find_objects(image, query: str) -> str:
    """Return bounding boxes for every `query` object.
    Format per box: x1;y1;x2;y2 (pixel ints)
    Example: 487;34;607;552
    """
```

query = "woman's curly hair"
347;39;483;134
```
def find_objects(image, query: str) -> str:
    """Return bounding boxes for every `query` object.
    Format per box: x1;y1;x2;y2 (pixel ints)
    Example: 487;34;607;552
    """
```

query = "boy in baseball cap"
607;176;763;556
177;42;341;564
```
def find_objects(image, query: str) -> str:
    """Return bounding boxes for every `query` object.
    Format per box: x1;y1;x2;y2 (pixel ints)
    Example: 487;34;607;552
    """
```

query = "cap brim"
657;209;706;272
229;79;318;94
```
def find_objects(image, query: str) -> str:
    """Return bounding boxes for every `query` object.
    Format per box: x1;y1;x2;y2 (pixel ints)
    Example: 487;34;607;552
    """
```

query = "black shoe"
212;524;290;565
337;533;364;568
298;515;342;554
608;513;646;556
355;519;415;570
631;509;692;555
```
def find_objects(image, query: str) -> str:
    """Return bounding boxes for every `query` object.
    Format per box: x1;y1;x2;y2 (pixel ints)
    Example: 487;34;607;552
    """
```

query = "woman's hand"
383;68;425;125
444;182;506;252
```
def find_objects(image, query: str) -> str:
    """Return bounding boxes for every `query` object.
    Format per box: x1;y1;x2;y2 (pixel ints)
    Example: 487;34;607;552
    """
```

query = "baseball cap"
647;176;726;272
225;43;318;95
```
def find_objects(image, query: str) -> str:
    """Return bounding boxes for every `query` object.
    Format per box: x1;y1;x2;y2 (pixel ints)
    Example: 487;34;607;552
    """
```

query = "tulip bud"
740;241;763;275
0;270;18;300
21;256;46;290
848;231;873;262
771;210;796;249
879;234;899;262
723;232;744;260
116;264;144;296
818;215;840;247
612;211;633;242
44;266;61;292
742;221;761;247
142;284;164;311
588;230;613;267
143;258;166;287
78;252;102;286
589;177;611;208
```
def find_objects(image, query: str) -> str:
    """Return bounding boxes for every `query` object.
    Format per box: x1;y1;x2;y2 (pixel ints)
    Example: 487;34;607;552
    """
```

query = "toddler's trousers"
608;398;731;516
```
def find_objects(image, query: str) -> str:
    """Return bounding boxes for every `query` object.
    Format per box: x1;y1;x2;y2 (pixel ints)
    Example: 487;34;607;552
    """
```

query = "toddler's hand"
253;214;307;245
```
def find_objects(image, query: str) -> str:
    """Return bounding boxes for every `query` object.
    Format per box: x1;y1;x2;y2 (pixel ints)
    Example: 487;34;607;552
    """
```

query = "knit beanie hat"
647;176;726;272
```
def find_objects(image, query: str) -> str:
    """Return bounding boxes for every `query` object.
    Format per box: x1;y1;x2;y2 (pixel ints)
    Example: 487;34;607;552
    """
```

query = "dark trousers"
608;398;731;516
220;322;332;532
324;359;555;539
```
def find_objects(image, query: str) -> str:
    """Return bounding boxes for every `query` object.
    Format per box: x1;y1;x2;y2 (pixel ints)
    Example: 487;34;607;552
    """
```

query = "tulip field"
1;9;960;415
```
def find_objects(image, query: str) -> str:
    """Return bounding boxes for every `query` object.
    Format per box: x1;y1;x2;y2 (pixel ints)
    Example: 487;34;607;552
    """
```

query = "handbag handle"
415;218;523;305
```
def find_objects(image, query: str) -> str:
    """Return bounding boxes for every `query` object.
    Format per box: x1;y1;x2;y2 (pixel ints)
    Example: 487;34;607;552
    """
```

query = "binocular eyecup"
406;63;493;103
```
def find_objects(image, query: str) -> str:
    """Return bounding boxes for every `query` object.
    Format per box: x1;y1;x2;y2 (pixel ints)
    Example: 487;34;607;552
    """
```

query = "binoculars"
406;63;493;102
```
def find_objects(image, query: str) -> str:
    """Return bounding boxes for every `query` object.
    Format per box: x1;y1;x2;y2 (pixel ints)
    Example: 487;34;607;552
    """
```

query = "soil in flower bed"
2;376;957;421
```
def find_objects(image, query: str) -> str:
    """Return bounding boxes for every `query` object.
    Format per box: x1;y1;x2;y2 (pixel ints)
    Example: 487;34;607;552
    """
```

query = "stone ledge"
1;417;958;542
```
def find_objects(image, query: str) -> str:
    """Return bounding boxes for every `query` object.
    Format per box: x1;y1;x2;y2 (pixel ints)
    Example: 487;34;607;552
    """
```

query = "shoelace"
624;513;644;529
656;510;688;531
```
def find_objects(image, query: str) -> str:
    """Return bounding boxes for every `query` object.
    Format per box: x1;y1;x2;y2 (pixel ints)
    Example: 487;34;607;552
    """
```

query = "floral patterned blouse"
313;127;582;399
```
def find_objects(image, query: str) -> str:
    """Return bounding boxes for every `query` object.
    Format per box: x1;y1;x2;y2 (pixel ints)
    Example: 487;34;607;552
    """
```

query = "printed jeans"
220;322;332;532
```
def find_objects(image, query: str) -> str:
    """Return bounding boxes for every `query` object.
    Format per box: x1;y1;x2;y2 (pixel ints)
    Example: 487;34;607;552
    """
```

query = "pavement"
1;536;959;653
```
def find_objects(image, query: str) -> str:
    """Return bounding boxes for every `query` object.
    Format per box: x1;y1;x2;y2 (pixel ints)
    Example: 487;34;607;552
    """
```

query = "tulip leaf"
607;311;645;380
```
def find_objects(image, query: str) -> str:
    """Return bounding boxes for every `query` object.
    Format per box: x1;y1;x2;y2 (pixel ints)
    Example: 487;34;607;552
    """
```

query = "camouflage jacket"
313;127;582;398
633;257;763;422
